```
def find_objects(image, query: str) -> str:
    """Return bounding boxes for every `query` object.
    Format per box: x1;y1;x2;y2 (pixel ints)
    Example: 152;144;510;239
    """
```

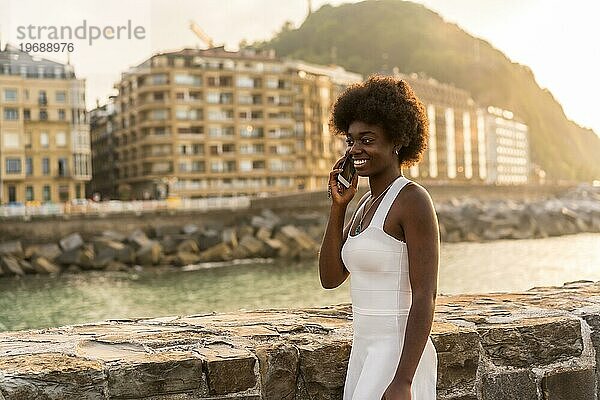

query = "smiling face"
346;121;399;178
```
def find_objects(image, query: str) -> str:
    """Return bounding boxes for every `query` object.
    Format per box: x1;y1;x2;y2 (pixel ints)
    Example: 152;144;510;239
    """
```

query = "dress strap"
350;191;371;226
370;176;410;229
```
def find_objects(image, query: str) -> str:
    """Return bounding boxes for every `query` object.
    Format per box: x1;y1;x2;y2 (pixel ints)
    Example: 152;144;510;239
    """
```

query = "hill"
254;0;600;182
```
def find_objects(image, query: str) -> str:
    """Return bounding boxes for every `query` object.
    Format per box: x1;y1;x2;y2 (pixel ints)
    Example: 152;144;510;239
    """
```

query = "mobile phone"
337;154;356;188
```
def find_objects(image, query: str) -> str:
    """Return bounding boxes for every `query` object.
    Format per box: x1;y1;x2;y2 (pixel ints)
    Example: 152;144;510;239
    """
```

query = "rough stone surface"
0;241;23;257
0;281;600;399
0;353;105;400
541;367;597;400
477;317;583;367
106;351;205;398
481;369;538;400
58;233;84;252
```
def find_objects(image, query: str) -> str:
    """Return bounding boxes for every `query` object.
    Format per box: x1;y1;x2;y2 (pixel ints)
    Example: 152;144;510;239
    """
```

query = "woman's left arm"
385;185;439;399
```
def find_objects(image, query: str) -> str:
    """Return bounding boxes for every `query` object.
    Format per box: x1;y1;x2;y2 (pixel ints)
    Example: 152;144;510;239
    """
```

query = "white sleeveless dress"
341;176;437;400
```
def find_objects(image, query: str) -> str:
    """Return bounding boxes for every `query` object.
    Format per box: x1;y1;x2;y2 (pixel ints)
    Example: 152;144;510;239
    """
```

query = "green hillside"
254;0;600;182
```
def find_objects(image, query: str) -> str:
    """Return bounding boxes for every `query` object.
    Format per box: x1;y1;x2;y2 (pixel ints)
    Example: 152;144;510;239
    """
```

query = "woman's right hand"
329;156;358;207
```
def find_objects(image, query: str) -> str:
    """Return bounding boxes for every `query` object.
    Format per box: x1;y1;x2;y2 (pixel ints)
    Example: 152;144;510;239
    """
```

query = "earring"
394;147;400;155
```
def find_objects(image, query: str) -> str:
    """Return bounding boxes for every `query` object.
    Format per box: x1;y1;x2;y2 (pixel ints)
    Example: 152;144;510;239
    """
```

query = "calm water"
1;233;599;332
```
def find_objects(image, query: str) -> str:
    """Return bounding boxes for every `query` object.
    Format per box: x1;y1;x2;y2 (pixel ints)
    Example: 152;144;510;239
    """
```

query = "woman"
319;75;438;400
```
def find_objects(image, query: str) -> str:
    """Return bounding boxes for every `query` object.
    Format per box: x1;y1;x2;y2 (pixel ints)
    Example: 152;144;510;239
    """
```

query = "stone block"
477;317;582;367
541;367;596;400
196;347;257;396
177;239;200;254
238;235;267;257
431;323;479;396
195;230;222;251
56;246;95;269
198;242;232;262
481;369;537;400
175;252;201;266
93;240;135;264
106;352;205;398
181;224;199;235
0;353;105;399
279;225;319;251
59;233;84;252
256;343;299;400
221;228;238;248
18;259;36;274
237;224;255;240
295;338;351;400
24;243;61;261
135;242;163;265
256;227;273;241
582;313;600;394
0;241;23;257
31;256;61;274
128;229;152;249
1;256;24;276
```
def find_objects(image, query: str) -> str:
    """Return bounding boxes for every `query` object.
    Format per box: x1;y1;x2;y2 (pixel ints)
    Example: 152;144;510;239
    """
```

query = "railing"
0;196;251;219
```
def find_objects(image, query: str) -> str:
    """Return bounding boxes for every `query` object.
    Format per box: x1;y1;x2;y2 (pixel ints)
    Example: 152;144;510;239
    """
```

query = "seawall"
1;280;599;399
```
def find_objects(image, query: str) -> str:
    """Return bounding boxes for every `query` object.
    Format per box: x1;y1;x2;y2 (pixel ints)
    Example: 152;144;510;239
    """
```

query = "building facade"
482;106;530;184
0;45;91;204
91;47;361;199
89;96;118;199
395;71;529;185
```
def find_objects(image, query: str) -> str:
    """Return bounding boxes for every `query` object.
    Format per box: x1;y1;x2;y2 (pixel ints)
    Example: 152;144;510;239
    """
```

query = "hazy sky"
1;0;599;135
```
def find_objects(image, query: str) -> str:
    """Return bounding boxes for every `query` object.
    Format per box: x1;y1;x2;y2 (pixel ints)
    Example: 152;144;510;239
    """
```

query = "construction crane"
189;20;214;49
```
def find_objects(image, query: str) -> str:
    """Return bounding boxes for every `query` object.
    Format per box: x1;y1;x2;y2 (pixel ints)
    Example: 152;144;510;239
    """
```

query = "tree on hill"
254;0;600;182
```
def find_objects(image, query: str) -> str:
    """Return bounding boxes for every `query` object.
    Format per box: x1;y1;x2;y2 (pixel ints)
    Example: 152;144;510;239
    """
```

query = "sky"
1;0;599;135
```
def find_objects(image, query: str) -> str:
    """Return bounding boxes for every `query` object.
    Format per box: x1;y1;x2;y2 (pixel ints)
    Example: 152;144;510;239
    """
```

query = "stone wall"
1;280;599;399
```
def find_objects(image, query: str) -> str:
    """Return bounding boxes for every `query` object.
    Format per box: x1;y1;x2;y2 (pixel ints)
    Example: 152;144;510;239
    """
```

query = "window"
56;132;67;147
43;185;51;202
25;186;34;201
3;132;19;148
76;184;81;199
40;132;49;147
4;89;17;101
39;110;48;120
38;90;47;105
58;109;66;121
58;158;68;177
42;158;50;175
23;109;31;120
26;158;33;175
55;91;66;102
3;108;19;120
5;158;22;173
58;185;69;202
8;185;16;203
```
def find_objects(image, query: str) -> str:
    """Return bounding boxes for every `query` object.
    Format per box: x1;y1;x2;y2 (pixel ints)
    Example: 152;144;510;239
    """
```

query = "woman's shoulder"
395;179;436;215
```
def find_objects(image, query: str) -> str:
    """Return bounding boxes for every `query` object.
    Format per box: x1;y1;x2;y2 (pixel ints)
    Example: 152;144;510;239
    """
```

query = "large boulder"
59;233;85;252
0;241;23;258
135;242;163;265
24;243;62;261
32;256;61;274
1;255;25;276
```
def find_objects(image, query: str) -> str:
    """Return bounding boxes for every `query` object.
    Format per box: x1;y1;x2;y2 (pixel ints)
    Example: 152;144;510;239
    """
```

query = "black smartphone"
337;154;356;188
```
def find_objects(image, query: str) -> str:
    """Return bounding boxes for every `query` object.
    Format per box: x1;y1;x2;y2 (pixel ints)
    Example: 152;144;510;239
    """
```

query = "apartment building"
92;47;361;199
482;106;530;184
395;71;529;185
0;44;91;204
89;96;118;199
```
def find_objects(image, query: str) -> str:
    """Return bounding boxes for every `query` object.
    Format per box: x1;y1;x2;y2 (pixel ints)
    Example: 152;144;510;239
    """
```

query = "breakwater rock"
1;280;599;399
434;184;600;242
1;186;599;278
0;209;325;277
